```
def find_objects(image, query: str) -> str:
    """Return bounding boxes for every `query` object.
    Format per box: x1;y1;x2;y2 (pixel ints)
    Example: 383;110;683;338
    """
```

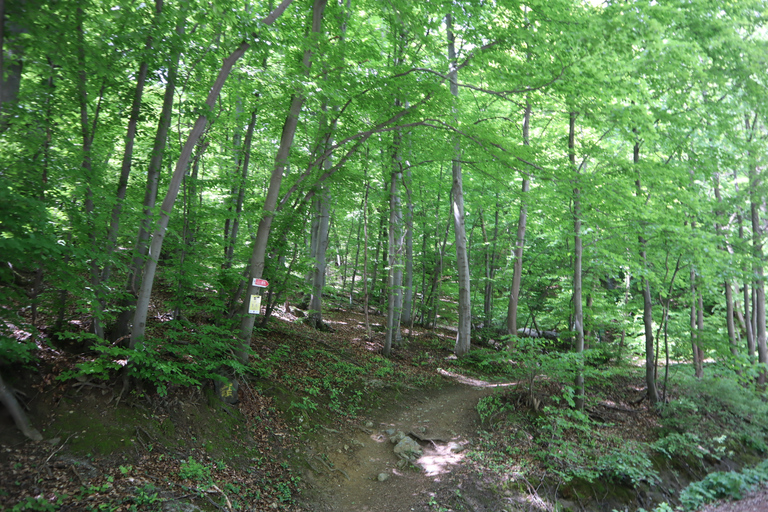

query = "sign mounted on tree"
248;295;262;315
252;278;269;288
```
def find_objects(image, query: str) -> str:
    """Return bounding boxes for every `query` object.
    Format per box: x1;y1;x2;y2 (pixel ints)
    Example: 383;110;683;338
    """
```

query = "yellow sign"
248;295;262;315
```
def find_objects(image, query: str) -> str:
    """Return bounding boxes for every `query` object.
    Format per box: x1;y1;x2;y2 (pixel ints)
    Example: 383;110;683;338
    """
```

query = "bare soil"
301;376;514;512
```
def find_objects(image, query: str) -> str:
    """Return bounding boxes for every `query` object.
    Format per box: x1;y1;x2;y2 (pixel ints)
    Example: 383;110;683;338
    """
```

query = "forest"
2;0;768;511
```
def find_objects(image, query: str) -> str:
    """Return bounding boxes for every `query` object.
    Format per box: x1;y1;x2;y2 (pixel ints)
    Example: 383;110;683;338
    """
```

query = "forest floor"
300;375;516;511
1;305;766;511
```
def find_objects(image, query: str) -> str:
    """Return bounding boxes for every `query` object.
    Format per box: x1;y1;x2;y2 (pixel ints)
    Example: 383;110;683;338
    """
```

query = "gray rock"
384;428;396;436
390;430;406;444
377;472;389;482
393;436;422;461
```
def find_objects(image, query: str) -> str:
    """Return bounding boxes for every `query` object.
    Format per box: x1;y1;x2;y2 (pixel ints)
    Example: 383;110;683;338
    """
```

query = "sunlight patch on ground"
417;441;466;476
436;368;518;388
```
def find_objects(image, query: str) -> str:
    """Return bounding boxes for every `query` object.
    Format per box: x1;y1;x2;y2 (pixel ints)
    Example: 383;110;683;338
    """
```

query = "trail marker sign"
248;295;262;315
252;278;269;288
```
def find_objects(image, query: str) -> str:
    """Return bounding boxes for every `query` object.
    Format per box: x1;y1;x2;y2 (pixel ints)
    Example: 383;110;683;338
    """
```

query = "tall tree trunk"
483;198;499;325
75;7;105;340
224;108;258;268
130;0;296;351
690;268;702;378
714;173;739;357
402;165;414;327
308;185;330;329
362;167;372;338
236;0;327;362
570;111;585;411
101;0;162;286
507;100;531;338
748;132;767;383
383;154;404;356
446;13;471;356
111;15;184;342
635;138;659;404
732;166;756;357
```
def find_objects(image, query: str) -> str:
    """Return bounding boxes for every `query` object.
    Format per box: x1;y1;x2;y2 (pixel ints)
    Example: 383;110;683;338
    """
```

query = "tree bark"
224;108;258;268
383;142;404;356
110;14;184;342
635;138;659;404
101;0;162;286
402;164;414;327
236;0;327;362
714;173;739;357
749;140;767;384
446;13;471;356
75;7;105;340
570;111;585;411
130;0;296;350
507;100;531;337
308;185;331;329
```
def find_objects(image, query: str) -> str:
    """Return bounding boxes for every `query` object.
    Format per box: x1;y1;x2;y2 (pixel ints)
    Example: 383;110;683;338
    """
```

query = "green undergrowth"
251;327;439;430
452;345;768;511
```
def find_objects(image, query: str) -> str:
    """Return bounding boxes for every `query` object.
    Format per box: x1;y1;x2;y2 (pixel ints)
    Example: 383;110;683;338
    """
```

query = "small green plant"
133;484;160;506
178;457;211;482
476;393;512;425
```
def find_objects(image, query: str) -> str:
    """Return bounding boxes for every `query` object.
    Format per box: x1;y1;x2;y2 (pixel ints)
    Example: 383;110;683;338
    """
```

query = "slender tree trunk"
484;199;499;325
734;167;756;357
507;101;531;337
224;108;258;268
715;174;739;357
402;165;414;327
566;111;590;402
363;167;371;338
446;13;471;356
690;268;704;378
348;204;363;303
111;17;184;341
75;7;106;340
570;111;585;411
236;0;327;362
130;0;295;350
749;148;767;384
384;111;404;355
308;185;330;329
102;0;161;287
635;138;659;404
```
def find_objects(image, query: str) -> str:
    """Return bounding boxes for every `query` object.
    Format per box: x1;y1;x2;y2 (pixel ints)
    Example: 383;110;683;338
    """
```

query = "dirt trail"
302;373;514;512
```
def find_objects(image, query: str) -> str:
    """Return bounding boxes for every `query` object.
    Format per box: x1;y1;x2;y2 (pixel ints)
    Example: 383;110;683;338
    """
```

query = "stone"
365;420;374;429
384;428;396;436
390;430;406;444
377;472;389;482
393;436;422;461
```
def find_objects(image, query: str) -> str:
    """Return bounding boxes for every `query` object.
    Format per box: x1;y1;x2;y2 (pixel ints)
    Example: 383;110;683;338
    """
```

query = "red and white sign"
252;278;269;288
